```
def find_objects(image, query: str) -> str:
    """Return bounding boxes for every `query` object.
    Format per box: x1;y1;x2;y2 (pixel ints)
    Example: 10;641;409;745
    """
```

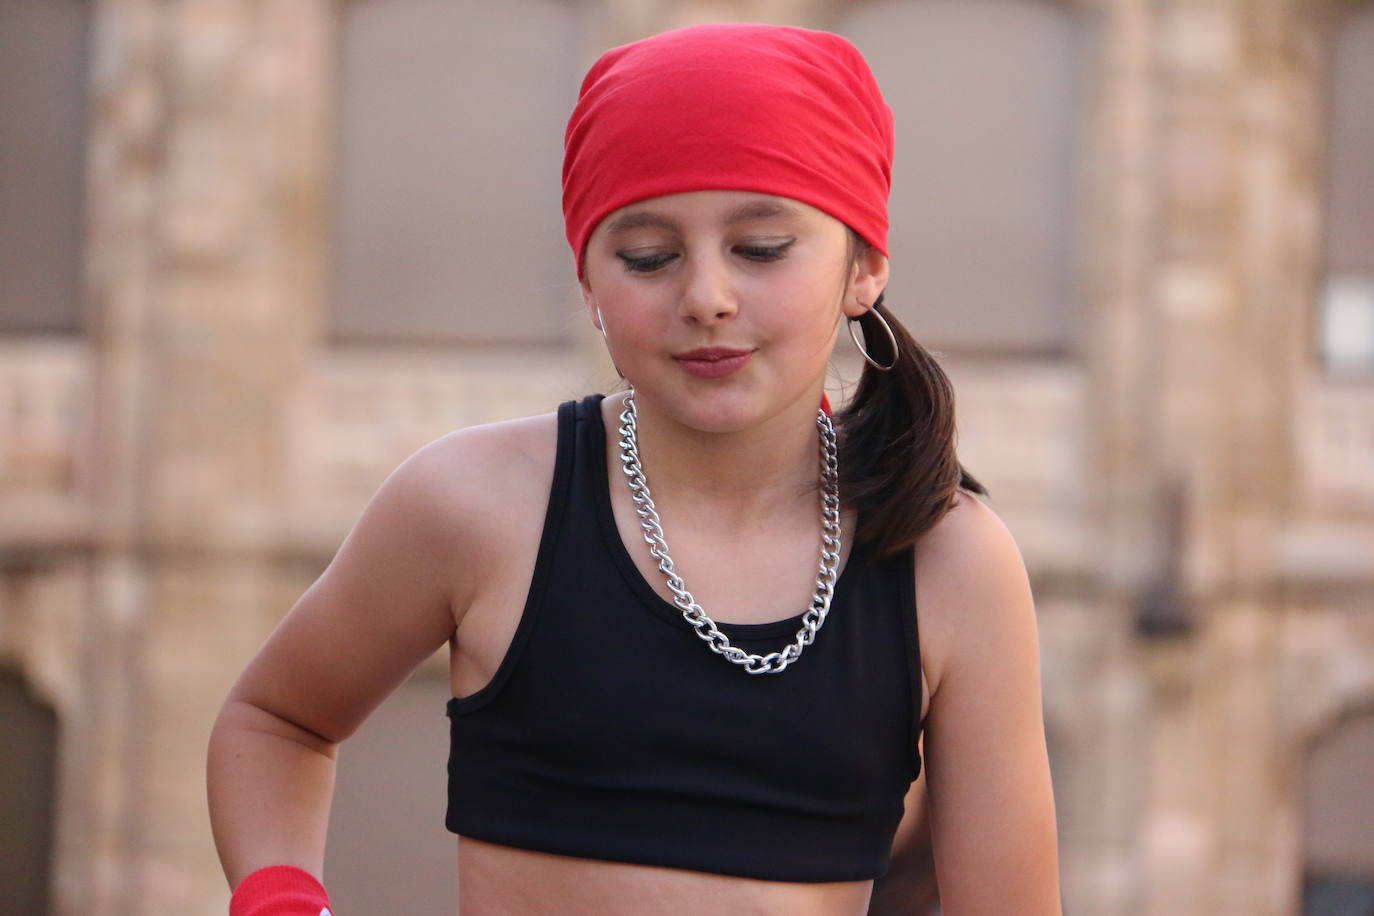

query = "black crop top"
445;395;925;882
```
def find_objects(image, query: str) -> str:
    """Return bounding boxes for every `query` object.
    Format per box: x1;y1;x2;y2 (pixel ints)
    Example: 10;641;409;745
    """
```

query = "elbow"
210;697;342;760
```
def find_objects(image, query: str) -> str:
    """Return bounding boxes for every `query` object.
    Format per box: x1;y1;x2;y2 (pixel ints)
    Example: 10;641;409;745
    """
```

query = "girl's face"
580;190;889;432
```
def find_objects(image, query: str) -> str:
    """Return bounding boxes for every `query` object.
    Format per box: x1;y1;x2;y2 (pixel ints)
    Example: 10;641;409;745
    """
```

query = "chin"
662;384;810;435
672;398;756;434
626;361;822;426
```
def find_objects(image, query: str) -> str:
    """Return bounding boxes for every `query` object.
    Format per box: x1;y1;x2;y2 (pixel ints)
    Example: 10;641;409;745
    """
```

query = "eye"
735;240;795;261
617;251;678;273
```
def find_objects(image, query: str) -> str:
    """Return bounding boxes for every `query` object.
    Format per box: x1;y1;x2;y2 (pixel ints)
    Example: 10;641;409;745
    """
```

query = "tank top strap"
444;396;580;714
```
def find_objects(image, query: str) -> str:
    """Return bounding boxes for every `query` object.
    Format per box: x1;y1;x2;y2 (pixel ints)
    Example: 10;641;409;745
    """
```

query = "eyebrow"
603;199;801;237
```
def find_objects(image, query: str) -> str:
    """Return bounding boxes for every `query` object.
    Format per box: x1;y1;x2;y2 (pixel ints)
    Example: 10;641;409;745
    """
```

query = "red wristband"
230;865;332;916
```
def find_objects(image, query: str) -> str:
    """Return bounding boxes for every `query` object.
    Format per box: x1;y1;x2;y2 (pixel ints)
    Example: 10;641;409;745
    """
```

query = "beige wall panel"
1323;6;1374;273
331;0;584;346
0;0;89;335
841;0;1092;356
1304;712;1374;874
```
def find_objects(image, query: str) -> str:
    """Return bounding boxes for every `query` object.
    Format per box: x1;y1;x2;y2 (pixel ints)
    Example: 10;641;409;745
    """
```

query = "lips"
673;346;755;379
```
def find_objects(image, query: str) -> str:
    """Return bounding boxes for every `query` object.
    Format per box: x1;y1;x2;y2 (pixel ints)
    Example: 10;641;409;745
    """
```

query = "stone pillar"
1074;0;1161;910
1111;0;1317;914
72;1;336;913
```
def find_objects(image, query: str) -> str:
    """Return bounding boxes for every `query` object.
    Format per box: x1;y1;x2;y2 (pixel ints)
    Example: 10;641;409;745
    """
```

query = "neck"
612;388;826;523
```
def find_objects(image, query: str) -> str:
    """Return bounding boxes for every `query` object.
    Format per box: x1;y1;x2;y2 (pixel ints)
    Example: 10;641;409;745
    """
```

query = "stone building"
1;1;1371;914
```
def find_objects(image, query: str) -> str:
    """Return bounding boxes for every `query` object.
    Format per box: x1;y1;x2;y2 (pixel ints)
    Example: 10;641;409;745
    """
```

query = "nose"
678;250;738;326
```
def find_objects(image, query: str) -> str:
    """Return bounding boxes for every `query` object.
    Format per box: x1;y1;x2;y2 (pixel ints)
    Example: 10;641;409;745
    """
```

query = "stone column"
1072;0;1163;911
74;1;336;913
1124;1;1316;914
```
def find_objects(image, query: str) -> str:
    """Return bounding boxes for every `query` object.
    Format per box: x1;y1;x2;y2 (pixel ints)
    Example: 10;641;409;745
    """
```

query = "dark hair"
838;234;987;557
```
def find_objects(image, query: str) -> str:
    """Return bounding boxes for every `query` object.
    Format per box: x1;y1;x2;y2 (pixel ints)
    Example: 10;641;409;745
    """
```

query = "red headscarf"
562;22;894;277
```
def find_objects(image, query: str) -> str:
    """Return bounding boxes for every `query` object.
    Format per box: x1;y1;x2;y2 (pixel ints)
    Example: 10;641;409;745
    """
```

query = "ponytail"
837;262;987;557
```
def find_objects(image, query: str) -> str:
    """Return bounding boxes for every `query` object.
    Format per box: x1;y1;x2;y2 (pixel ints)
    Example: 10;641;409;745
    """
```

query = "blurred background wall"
1;0;1371;914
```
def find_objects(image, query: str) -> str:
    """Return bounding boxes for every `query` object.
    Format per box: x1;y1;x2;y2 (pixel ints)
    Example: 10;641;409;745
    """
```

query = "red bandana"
562;22;893;276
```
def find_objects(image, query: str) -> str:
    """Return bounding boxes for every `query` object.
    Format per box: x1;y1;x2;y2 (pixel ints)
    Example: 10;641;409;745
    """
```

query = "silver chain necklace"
616;391;842;675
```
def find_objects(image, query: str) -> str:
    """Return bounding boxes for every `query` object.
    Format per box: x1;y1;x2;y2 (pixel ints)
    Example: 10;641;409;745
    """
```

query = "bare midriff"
456;836;875;916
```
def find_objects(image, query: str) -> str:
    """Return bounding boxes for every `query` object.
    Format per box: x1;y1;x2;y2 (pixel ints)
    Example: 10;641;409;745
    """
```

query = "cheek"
594;291;666;349
756;296;842;371
764;273;844;335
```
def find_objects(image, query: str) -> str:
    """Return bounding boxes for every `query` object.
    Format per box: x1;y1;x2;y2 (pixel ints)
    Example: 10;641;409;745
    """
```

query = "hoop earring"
595;306;625;378
595;306;610;346
847;299;899;371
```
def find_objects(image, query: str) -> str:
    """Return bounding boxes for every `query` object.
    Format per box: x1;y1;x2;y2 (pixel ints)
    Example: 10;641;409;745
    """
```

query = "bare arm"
206;434;471;888
916;495;1061;914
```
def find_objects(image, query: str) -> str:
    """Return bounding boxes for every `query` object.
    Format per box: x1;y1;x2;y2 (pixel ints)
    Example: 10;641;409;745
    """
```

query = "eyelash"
617;241;794;273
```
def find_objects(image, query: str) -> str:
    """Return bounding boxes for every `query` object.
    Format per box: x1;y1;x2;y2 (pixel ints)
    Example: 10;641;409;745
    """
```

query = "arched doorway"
0;668;59;915
1302;708;1374;914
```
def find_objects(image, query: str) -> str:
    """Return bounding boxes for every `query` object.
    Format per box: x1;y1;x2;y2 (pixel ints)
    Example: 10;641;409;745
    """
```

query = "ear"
842;245;890;319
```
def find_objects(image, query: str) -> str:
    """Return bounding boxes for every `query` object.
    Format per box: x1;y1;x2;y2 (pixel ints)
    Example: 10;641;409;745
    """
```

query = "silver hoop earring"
847;301;899;371
595;306;610;346
595;306;626;378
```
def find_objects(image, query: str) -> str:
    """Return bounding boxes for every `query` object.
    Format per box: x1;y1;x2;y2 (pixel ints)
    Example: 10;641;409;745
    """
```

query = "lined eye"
735;240;794;261
617;252;678;273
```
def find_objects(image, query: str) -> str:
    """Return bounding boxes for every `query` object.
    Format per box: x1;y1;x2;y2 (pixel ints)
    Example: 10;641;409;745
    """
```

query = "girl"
208;22;1061;915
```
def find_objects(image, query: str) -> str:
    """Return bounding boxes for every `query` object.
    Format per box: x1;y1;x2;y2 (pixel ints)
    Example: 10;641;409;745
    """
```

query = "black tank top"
446;394;925;882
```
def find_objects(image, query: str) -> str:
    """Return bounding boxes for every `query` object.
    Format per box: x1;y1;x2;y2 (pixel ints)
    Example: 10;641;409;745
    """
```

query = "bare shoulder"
409;409;559;500
397;410;561;601
913;490;1036;701
222;408;562;744
408;408;558;479
914;489;1026;583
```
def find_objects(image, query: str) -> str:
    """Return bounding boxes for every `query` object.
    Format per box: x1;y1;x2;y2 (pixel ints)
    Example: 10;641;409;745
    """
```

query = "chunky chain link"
617;391;842;675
